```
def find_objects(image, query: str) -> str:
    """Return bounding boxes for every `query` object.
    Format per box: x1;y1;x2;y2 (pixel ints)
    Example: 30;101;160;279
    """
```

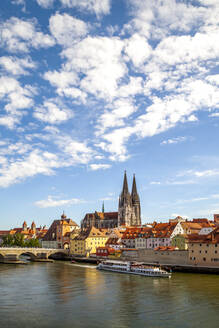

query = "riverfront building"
188;227;219;266
70;226;109;257
0;221;47;244
42;212;79;249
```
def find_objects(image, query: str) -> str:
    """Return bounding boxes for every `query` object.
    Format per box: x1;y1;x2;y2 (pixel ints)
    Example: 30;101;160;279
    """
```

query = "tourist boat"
97;260;171;278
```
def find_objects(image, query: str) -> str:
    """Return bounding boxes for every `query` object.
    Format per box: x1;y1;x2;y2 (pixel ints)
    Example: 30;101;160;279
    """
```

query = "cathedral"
118;171;141;227
80;171;141;229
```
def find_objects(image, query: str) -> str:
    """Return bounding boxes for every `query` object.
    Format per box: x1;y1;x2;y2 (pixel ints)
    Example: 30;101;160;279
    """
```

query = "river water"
0;262;219;328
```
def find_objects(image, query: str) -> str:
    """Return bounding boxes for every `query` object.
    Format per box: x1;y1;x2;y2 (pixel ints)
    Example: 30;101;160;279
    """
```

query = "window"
215;244;218;247
205;250;207;254
215;250;218;254
203;257;206;261
200;244;202;246
199;250;201;253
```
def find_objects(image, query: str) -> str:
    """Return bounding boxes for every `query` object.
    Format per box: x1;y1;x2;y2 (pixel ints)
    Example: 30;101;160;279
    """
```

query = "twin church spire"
118;171;141;226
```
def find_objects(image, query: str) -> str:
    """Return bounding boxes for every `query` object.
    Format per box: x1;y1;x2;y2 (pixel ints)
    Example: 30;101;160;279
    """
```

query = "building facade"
81;211;118;230
188;227;219;266
118;172;141;227
70;227;109;257
42;213;79;249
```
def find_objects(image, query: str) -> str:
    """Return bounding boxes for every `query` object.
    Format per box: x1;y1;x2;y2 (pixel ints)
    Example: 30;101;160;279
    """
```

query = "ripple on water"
1;264;219;328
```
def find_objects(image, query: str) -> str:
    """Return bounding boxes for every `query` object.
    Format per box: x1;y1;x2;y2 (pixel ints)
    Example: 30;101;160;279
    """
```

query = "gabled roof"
75;226;109;240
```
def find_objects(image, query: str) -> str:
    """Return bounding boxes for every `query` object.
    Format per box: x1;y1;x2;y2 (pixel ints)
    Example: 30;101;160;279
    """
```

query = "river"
0;261;219;328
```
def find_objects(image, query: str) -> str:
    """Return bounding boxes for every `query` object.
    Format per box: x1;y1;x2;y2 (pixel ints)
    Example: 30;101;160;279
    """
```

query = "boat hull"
97;265;171;278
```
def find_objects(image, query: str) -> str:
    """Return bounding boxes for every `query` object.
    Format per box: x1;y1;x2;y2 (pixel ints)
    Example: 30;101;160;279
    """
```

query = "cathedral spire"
131;174;140;202
122;170;129;195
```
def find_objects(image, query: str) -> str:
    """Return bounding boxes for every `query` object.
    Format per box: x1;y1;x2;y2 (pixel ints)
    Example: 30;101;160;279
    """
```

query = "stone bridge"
0;247;69;263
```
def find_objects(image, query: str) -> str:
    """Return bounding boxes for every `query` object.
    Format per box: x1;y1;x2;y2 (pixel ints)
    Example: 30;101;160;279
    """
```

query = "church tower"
131;174;141;225
31;221;36;233
118;171;133;226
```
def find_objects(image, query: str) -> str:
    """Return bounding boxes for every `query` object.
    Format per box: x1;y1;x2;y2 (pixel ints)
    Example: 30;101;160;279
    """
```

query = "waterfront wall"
121;249;189;266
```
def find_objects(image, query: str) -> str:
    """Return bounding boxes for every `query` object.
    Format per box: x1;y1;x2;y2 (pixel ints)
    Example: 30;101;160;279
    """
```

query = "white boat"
97;260;171;278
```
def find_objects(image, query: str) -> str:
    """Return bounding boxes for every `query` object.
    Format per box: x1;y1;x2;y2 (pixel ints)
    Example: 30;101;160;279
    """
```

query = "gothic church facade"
118;171;141;227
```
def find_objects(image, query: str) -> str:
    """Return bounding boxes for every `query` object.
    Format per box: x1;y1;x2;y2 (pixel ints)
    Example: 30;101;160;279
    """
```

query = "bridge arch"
48;250;67;260
18;252;37;261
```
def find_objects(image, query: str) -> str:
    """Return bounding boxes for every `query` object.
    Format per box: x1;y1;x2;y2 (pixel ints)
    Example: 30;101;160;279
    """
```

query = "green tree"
13;233;25;247
2;234;14;246
25;238;41;248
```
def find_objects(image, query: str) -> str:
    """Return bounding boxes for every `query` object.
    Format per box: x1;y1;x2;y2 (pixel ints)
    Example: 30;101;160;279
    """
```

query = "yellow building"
70;226;109;257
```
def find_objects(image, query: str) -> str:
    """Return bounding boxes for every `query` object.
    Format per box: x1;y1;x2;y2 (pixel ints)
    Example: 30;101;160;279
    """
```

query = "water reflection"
1;263;219;328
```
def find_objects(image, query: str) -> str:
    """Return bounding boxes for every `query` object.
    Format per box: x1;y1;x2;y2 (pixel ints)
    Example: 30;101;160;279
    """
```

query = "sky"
0;0;219;230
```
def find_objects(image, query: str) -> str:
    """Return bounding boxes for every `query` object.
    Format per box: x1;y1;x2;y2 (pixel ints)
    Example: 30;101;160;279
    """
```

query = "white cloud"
34;101;73;124
209;113;219;117
0;142;32;156
0;56;36;75
62;36;126;99
89;164;111;170
59;0;111;16
12;0;25;4
0;76;34;128
36;0;54;8
125;34;152;67
0;116;20;129
0;149;62;187
35;195;84;208
55;137;94;165
49;13;88;46
178;169;219;179
126;0;213;38
44;70;78;89
207;75;219;86
96;98;136;134
161;136;187;145
193;170;219;178
98;126;134;161
0;17;54;53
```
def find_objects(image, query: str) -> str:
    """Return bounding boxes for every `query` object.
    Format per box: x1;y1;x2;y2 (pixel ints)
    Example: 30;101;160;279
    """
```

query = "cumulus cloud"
0;17;55;52
96;98;136;135
0;76;34;128
55;136;94;165
34;101;73;124
35;195;84;208
125;34;152;67
36;0;54;8
59;0;111;16
49;13;88;46
62;36;126;99
89;164;111;170
0;150;62;187
0;56;36;75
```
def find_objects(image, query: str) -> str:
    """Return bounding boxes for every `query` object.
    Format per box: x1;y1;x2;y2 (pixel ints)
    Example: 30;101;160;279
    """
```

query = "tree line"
1;233;41;248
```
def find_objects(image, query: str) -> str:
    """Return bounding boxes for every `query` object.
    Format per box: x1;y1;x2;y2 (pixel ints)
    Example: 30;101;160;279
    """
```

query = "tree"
2;234;14;246
25;238;41;248
13;233;25;247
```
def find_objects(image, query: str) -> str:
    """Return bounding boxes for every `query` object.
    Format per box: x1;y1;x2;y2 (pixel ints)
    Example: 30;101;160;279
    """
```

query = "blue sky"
1;0;219;230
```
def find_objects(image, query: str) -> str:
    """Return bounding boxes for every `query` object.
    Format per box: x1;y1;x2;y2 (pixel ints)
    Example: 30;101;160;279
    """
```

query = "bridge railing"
0;247;66;251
